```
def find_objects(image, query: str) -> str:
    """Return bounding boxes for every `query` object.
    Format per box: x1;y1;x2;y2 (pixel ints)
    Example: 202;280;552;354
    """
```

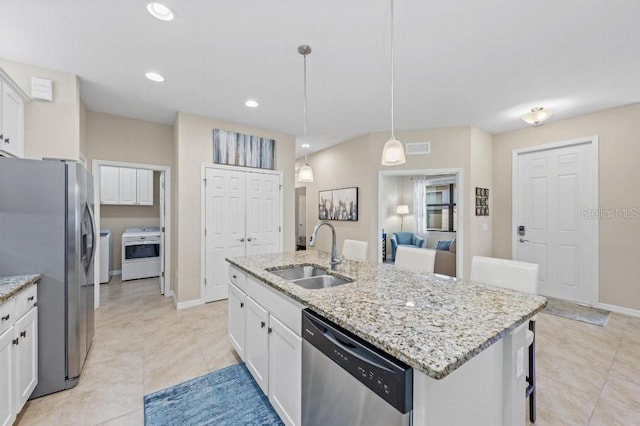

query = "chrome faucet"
309;221;341;269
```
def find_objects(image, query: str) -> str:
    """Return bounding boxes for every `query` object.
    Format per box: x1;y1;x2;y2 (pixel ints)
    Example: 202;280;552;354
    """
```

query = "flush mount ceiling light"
147;3;174;21
145;71;165;82
522;107;553;125
298;45;314;184
245;99;259;108
381;0;406;166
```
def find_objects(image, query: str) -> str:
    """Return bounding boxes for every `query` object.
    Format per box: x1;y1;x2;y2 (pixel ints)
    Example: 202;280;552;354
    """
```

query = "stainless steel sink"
293;275;351;289
268;265;327;280
267;265;353;289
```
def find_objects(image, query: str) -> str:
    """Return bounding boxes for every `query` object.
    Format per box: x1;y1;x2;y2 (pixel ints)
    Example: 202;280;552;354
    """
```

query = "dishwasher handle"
302;309;413;414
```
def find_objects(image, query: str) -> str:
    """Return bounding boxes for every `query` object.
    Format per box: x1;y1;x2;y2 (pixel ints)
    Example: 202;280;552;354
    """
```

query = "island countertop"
0;274;41;304
227;251;547;380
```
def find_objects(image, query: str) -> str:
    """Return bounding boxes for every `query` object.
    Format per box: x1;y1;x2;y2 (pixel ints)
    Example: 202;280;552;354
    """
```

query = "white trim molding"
597;303;640;319
172;293;204;310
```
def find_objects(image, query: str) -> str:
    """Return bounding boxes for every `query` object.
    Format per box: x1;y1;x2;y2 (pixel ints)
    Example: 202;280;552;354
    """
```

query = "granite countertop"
227;251;547;380
0;274;41;304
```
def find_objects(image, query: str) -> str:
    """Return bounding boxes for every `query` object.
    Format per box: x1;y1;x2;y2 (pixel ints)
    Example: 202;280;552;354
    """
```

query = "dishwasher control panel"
302;309;413;414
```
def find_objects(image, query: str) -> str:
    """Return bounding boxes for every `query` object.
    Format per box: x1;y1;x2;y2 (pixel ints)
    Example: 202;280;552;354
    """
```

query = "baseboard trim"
597;302;640;318
172;293;204;310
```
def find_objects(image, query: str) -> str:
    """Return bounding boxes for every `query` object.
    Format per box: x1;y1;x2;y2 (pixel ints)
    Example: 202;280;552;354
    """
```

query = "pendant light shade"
298;163;314;182
381;0;406;166
382;137;406;165
297;44;314;183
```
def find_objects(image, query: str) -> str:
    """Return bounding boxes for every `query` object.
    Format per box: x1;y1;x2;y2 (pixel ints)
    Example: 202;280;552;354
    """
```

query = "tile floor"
14;277;640;425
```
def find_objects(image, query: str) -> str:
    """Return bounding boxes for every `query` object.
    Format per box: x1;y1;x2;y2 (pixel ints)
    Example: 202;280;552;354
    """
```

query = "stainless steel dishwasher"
302;309;413;426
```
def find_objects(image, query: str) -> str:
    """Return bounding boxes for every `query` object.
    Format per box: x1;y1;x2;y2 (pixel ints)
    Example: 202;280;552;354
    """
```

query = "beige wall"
101;173;161;271
493;103;640;311
79;101;88;161
304;127;482;277
174;112;296;302
0;58;80;160
84;111;174;283
469;127;494;258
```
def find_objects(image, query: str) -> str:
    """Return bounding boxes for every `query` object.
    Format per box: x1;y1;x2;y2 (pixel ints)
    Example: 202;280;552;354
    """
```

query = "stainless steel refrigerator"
0;157;96;398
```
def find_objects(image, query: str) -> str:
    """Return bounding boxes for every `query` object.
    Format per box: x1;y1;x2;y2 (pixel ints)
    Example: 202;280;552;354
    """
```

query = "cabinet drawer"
0;298;15;335
247;276;304;336
229;265;247;293
14;285;37;320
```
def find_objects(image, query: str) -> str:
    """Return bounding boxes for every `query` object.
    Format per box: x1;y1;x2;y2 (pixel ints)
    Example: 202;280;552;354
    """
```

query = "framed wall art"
213;129;275;170
475;187;489;216
318;187;358;221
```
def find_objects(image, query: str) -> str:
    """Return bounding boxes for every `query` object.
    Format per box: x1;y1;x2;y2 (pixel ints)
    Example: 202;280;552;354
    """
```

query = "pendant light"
381;0;406;166
298;45;314;183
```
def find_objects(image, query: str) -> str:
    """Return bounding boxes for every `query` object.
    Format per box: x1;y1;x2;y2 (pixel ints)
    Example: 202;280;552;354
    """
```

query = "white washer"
121;227;161;281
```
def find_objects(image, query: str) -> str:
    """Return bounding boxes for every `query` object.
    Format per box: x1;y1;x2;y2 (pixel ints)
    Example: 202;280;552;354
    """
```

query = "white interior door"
514;141;597;304
245;172;281;256
159;172;165;295
298;195;306;247
204;168;246;302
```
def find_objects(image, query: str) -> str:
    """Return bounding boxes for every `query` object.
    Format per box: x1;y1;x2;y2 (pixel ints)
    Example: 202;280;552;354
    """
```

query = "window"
426;183;457;232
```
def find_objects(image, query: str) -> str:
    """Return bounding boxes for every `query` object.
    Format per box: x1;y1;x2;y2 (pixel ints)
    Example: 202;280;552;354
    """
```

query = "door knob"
519;238;530;243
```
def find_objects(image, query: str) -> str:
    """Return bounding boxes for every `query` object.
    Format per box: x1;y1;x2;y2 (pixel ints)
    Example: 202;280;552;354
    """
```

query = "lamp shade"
396;205;409;215
381;137;406;165
522;107;553;125
298;163;314;183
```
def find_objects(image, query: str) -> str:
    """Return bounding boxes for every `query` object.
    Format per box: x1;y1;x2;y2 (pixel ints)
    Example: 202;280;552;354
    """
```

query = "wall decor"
318;187;358;221
213;129;275;170
475;187;489;216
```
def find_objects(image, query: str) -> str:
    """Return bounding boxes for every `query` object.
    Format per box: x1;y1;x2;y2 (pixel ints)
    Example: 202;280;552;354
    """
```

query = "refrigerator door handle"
85;201;97;272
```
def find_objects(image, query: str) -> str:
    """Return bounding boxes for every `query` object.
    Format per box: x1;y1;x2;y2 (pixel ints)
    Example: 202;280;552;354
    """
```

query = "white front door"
204;168;246;302
245;172;281;256
514;139;598;304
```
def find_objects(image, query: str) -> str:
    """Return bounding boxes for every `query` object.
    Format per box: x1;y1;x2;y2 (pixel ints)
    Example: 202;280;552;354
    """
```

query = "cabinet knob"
232;275;237;279
240;302;244;308
28;296;35;301
237;238;245;243
260;321;266;328
12;338;19;345
268;327;273;334
1;314;9;321
20;330;26;338
4;138;9;143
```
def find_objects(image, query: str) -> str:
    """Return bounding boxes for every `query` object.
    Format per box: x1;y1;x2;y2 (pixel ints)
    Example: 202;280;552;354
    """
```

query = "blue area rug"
144;364;284;426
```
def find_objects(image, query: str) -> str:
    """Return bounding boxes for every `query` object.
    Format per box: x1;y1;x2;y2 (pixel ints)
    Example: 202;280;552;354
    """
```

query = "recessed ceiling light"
145;72;165;82
301;144;310;148
147;3;174;21
245;99;259;108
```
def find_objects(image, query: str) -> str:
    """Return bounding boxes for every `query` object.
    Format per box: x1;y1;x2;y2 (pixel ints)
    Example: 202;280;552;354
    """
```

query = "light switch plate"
516;347;524;378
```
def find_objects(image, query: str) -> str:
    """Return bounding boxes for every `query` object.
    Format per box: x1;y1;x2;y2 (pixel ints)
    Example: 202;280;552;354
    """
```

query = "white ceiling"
1;1;639;157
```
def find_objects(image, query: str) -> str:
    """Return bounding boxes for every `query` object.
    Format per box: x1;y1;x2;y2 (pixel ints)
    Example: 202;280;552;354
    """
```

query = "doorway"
512;136;599;305
378;168;464;278
92;160;172;309
296;187;307;250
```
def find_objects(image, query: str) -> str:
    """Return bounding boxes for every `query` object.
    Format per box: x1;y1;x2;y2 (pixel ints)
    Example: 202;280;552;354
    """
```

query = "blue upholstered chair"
390;232;425;261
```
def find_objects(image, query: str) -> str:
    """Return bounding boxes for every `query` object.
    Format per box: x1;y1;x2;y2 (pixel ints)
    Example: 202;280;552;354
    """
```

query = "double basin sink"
267;264;352;290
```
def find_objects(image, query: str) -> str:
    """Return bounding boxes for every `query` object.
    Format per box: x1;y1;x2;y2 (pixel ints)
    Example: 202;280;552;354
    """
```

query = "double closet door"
204;166;282;302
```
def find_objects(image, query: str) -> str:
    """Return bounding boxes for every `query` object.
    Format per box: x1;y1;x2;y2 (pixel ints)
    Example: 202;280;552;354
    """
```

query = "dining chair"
394;246;436;273
470;256;539;423
342;239;369;261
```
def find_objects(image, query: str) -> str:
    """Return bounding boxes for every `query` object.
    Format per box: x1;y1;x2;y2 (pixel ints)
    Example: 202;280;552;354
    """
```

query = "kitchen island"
227;251;546;426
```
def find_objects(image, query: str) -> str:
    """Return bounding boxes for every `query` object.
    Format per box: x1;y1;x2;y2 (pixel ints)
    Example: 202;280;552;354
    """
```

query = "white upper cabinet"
99;166;154;205
136;169;153;205
0;68;28;159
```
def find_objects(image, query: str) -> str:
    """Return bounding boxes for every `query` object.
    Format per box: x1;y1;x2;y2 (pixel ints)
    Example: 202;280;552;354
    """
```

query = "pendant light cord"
390;0;395;140
303;48;309;162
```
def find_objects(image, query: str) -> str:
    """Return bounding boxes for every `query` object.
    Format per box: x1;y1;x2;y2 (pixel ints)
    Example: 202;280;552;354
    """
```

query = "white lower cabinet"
0;327;13;426
227;268;302;426
13;306;38;413
227;283;246;359
0;284;38;426
268;315;301;426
